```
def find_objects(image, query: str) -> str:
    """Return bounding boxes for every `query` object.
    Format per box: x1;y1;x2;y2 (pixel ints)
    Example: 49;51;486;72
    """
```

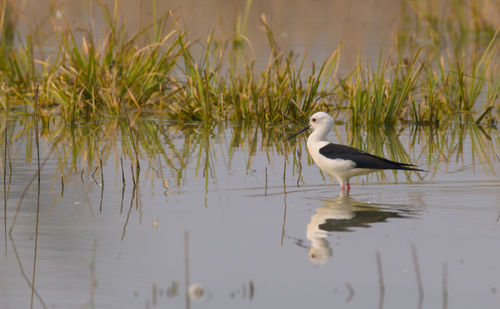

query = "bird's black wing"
319;209;407;232
318;143;423;171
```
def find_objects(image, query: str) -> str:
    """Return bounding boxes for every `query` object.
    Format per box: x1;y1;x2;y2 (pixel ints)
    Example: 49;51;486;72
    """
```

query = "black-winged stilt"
286;112;423;192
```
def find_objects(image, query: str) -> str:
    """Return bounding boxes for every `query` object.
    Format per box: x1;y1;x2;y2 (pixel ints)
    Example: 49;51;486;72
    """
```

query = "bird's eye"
312;118;316;122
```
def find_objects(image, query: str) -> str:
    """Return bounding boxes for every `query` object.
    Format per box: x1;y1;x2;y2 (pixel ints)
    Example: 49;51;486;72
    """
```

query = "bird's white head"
309;112;333;133
286;111;334;142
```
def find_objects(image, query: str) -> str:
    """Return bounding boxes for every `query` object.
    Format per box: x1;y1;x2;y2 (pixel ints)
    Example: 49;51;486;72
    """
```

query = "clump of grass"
45;5;182;122
163;13;341;123
408;33;498;124
0;0;498;127
337;50;422;126
220;17;341;123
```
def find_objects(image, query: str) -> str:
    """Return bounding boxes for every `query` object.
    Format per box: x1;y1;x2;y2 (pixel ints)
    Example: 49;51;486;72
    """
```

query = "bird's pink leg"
341;184;345;191
346;182;351;192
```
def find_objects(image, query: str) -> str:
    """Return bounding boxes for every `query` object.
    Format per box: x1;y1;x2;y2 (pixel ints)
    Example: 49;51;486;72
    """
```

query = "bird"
286;112;423;193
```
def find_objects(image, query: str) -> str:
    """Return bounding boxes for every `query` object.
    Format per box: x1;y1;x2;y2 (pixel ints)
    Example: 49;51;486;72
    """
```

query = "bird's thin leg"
341;184;345;191
346;182;351;192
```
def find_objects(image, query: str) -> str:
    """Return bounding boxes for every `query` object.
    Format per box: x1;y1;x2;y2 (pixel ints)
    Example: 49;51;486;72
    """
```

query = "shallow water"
1;118;499;309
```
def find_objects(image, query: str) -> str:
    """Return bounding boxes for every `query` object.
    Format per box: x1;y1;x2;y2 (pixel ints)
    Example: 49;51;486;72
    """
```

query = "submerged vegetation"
0;0;498;126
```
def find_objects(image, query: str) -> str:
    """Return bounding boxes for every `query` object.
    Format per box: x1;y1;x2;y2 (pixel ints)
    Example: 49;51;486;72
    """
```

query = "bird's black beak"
285;125;311;141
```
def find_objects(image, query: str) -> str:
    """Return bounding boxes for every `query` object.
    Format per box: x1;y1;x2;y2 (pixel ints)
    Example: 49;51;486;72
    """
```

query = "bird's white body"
305;113;373;189
307;139;374;187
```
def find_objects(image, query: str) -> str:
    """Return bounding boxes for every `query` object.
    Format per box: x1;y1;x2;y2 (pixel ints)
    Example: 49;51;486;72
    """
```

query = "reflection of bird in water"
307;192;414;265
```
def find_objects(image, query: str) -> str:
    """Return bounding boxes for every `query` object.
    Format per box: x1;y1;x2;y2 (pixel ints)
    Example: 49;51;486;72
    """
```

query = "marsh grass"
0;0;498;127
339;50;423;126
406;37;499;124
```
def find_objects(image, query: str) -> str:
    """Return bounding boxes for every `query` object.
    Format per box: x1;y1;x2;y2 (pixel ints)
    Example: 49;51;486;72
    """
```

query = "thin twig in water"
281;160;287;246
120;157;125;214
411;243;424;308
264;166;268;196
442;262;448;309
99;157;104;213
3;117;8;255
80;169;84;183
121;156;125;184
283;158;286;188
60;176;64;198
152;282;158;307
130;164;136;188
81;170;95;218
31;85;41;309
376;251;385;290
376;251;385;309
281;194;287;246
121;164;137;240
296;149;303;186
184;230;190;309
345;282;354;303
121;180;136;241
83;240;98;308
6;130;11;185
122;102;141;172
91;166;99;184
135;155;140;212
249;280;254;300
5;129;12;205
9;235;48;309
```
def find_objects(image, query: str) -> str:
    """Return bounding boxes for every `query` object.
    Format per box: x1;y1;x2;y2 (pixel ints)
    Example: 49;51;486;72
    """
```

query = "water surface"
1;117;499;308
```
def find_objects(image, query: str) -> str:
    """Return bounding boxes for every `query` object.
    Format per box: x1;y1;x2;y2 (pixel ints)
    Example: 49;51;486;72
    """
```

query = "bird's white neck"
307;123;331;144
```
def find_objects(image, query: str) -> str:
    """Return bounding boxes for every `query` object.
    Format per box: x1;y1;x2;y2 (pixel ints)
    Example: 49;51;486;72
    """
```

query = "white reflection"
307;192;412;265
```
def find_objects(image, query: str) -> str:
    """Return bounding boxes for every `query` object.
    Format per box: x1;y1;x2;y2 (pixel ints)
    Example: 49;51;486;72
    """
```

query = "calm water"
1;118;499;309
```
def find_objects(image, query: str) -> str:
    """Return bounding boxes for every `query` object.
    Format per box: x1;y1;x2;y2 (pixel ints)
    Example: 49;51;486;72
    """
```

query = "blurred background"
4;0;411;70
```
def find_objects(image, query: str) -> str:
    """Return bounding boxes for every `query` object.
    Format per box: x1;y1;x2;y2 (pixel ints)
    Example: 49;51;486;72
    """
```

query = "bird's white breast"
307;141;356;175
